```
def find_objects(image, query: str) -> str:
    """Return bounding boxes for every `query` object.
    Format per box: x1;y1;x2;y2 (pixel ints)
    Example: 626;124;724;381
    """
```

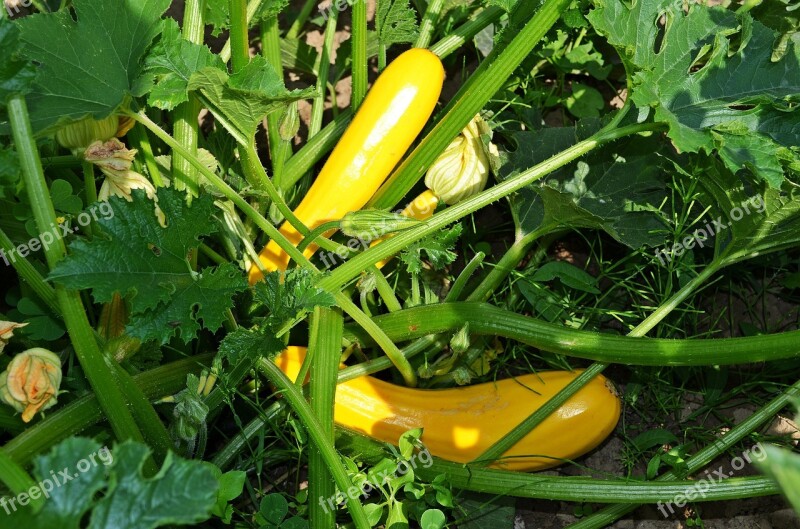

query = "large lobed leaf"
500;119;670;248
49;188;248;344
588;0;800;187
16;0;170;133
6;437;224;529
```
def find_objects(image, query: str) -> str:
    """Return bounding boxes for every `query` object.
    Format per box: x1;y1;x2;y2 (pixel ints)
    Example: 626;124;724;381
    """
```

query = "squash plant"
1;0;800;528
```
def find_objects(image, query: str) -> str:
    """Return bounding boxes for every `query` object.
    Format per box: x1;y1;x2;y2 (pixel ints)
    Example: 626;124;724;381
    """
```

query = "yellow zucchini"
274;346;621;472
249;48;445;283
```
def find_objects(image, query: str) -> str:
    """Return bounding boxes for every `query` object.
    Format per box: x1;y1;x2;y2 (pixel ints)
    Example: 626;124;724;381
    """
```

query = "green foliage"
49;188;248;344
6;437;222;528
0;16;35;107
188;58;315;142
145;19;226;111
399;223;463;274
256;493;308;529
588;0;800;187
16;0;170;132
501;121;669;247
253;268;336;327
376;0;420;47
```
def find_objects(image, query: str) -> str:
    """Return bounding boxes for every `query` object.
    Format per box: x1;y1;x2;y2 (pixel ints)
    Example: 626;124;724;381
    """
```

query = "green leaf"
255;0;291;21
756;444;800;514
260;493;289;526
691;158;800;266
565;82;604;118
253;268;336;329
0;145;20;195
419;509;446;529
17;0;170;133
88;443;218;529
49;188;248;344
588;1;800;187
399;223;463;274
10;296;65;341
145;19;226;110
530;261;600;294
208;468;246;524
751;0;800;61
631;428;679;453
7;437;220;529
501;122;669;247
364;503;384;526
376;0;419;48
204;2;230;36
385;500;409;529
188;58;315;143
0;16;35;106
218;328;285;364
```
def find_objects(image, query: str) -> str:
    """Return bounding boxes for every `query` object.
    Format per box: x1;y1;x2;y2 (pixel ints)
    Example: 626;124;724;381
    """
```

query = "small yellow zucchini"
274;346;621;472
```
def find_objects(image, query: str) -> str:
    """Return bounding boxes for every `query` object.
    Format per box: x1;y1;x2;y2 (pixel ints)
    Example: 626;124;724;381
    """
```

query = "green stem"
372;266;403;312
308;307;343;529
335;294;417;387
40;155;81;169
8;95;156;469
261;15;285;179
309;6;339;138
341;302;800;366
321;122;663;292
172;0;205;198
369;0;571;209
351;0;368;110
473;362;608;466
568;376;800;528
257;360;371;529
415;0;444;48
0;449;42;511
127;123;165;187
633;258;723;336
466;229;549;303
220;0;263;63
444;251;485;302
429;7;504;58
229;0;251;73
128;110;313;271
4;354;213;467
81;161;97;205
286;0;318;39
0;227;60;314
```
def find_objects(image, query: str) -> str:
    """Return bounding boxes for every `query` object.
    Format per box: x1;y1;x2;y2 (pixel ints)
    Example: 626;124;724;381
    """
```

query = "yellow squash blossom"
0;321;27;355
85;139;166;227
0;348;62;422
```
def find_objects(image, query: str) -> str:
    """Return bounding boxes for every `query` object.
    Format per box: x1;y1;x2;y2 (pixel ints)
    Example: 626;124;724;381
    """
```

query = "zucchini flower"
425;114;494;205
0;348;62;422
0;321;27;355
55;115;120;153
86;139;166;227
368;115;496;269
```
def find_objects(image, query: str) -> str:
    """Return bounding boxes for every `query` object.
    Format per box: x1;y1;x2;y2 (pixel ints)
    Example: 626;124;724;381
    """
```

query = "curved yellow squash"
274;346;621;472
249;48;445;283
